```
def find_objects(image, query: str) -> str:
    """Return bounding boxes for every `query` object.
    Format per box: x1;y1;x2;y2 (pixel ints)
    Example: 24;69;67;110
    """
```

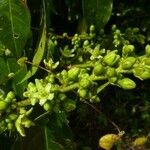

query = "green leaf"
44;126;65;150
19;24;46;83
0;57;9;85
82;0;113;31
44;113;75;150
12;67;27;97
0;57;27;96
0;0;31;58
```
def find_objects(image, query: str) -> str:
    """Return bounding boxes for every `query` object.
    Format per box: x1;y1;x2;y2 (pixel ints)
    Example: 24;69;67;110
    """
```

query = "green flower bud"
143;58;150;65
133;67;150;80
79;78;91;89
7;123;14;130
64;100;76;112
8;73;15;79
103;51;120;66
68;67;80;81
93;64;104;76
45;74;55;83
91;49;101;59
62;32;68;38
78;88;87;98
121;57;136;69
122;45;135;56
90;25;95;32
117;78;136;90
0;101;8;111
43;102;52;111
145;44;150;57
5;118;11;123
83;40;89;47
106;67;116;78
109;77;118;83
5;91;15;103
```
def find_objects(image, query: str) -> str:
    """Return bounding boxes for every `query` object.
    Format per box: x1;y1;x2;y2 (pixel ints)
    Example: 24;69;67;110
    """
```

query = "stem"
91;76;107;81
34;111;51;122
25;60;52;73
71;63;94;68
59;83;79;93
82;100;121;133
119;70;133;74
48;33;93;40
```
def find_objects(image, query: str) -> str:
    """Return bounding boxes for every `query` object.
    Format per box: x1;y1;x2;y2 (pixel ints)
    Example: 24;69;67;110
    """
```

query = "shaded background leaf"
0;0;31;58
82;0;113;31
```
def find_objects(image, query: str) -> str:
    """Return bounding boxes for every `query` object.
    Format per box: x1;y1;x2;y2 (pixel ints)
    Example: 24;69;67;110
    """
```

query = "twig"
25;60;52;73
82;100;121;133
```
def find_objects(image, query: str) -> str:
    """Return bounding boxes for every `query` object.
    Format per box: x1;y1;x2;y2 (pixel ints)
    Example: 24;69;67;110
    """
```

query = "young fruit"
117;78;136;90
133;136;148;146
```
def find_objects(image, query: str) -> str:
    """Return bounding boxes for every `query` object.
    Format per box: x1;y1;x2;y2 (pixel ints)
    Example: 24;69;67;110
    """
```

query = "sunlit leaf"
19;24;46;83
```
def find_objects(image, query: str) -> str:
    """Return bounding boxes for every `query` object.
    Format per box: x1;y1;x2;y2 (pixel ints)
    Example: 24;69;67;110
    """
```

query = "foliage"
0;0;150;149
